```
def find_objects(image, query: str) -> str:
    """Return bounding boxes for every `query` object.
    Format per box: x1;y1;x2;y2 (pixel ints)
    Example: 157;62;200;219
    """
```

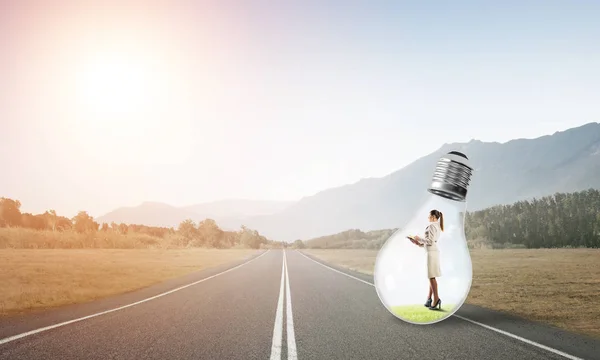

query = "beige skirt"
427;250;441;278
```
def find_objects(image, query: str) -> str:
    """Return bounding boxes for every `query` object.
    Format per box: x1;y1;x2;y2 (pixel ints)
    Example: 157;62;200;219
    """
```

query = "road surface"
1;249;598;360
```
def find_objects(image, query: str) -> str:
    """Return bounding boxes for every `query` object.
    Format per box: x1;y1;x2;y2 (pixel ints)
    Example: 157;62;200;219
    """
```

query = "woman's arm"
414;226;435;246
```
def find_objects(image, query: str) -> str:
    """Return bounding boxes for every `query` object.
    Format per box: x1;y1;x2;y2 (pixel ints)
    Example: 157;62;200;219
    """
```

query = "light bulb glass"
373;191;472;325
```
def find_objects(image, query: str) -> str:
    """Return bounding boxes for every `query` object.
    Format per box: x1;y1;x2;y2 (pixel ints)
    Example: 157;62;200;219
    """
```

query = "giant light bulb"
374;151;474;325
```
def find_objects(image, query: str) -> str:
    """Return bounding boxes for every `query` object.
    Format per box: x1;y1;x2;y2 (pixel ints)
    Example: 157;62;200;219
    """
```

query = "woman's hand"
411;235;424;247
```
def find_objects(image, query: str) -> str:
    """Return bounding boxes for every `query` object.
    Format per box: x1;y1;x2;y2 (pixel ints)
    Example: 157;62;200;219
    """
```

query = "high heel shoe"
424;298;432;307
429;299;441;310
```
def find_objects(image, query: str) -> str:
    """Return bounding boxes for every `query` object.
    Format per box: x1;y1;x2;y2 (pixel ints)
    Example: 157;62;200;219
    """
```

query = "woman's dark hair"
430;209;444;231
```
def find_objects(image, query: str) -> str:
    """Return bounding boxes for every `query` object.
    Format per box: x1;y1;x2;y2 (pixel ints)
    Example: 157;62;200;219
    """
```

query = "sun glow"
68;46;195;164
77;54;157;116
74;50;165;119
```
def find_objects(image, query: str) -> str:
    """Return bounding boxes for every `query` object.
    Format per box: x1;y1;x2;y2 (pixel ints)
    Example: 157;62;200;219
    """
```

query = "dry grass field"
0;227;183;249
0;248;258;316
303;248;600;339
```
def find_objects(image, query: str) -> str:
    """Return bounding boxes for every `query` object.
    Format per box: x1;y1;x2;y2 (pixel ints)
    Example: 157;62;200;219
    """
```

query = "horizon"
2;1;599;218
11;120;599;219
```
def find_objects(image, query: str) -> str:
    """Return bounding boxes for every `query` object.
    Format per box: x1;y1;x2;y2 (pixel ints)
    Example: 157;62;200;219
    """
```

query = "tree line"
0;197;282;249
299;229;396;250
465;188;600;248
300;188;600;249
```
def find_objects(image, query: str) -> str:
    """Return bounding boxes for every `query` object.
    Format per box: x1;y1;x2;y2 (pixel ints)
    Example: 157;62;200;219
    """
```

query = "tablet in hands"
407;235;423;246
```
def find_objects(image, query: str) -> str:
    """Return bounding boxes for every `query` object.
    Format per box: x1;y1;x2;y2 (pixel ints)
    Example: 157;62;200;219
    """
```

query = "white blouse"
417;221;441;250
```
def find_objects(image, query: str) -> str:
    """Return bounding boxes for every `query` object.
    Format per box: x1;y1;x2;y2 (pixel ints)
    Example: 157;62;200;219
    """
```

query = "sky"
1;0;599;217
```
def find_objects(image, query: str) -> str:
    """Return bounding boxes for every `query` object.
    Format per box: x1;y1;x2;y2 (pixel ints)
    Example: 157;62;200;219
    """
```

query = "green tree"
464;189;600;248
0;197;22;227
72;211;99;233
55;215;73;231
198;219;223;248
178;219;197;241
239;225;266;249
118;223;128;235
292;239;305;249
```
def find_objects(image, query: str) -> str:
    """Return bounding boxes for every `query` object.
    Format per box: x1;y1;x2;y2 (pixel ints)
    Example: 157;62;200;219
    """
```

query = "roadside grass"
0;248;259;316
303;248;600;339
0;227;177;249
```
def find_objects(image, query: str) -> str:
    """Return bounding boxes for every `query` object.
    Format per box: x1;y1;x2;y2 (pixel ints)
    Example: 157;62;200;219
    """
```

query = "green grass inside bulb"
391;304;457;323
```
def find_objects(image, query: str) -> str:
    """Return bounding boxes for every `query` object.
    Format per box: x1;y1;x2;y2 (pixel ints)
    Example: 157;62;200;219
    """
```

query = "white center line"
269;250;299;360
269;251;286;360
284;250;298;360
0;250;270;347
296;250;586;360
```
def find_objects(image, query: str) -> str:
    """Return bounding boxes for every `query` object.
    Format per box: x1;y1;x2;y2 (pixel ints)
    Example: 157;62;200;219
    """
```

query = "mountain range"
96;122;600;241
96;200;294;229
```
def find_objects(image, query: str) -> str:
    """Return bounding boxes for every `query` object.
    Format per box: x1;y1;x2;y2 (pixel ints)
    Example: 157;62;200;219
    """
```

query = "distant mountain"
181;199;294;219
96;202;200;228
95;200;293;229
238;122;600;241
96;122;600;241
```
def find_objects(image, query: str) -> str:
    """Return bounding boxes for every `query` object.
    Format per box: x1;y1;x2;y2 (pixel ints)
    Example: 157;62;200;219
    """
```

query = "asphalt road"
1;249;598;360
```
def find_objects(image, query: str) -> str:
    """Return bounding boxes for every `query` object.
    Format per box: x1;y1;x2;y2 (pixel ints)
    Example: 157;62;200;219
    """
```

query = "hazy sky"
2;0;599;217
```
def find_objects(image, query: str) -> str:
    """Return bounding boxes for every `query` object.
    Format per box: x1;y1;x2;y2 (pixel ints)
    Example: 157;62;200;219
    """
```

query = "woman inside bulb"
411;209;444;310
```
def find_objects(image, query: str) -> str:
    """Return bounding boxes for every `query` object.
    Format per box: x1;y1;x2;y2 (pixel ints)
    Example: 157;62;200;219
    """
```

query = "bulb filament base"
427;151;473;202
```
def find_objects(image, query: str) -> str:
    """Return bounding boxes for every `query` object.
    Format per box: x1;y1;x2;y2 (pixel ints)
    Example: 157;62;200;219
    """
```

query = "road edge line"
295;250;586;360
0;249;270;347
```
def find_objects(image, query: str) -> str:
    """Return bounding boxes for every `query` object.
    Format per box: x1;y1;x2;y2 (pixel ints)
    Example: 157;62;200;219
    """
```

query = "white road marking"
296;250;586;360
270;250;299;360
284;251;298;360
0;250;270;347
297;251;373;287
453;315;585;360
269;251;286;360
